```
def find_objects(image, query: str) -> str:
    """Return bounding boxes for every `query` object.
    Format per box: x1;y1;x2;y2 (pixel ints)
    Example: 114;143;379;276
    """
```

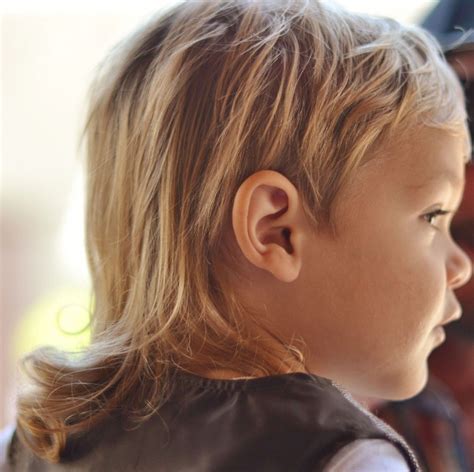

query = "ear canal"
282;228;293;254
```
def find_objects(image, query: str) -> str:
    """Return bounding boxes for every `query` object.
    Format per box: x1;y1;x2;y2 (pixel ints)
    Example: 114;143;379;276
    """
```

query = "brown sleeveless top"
8;369;422;471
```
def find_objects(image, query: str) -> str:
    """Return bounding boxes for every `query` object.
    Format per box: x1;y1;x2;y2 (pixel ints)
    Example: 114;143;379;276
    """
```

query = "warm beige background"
1;0;437;429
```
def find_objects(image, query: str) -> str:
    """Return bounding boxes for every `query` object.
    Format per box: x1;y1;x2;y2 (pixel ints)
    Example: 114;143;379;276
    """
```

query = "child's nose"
447;242;473;290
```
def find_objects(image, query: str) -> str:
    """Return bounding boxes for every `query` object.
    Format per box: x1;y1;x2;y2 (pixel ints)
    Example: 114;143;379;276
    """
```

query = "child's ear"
231;170;307;283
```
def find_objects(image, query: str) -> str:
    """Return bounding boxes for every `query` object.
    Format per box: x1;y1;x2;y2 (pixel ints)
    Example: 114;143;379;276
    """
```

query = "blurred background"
1;0;440;429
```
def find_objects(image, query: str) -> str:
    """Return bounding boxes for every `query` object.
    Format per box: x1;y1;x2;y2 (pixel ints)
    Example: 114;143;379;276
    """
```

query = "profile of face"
229;125;472;401
306;126;472;401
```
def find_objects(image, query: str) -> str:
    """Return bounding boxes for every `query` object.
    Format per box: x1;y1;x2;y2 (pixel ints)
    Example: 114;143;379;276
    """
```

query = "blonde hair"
16;0;466;463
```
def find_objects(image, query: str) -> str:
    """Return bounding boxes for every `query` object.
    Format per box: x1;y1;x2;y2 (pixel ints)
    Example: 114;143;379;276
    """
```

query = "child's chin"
380;364;429;401
355;362;429;402
346;359;430;402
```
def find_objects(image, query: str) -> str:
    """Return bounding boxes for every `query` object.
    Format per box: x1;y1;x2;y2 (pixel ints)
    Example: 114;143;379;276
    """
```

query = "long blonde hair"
16;0;466;463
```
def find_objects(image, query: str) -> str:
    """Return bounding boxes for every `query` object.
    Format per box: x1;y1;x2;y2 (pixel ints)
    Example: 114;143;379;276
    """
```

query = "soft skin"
211;125;472;401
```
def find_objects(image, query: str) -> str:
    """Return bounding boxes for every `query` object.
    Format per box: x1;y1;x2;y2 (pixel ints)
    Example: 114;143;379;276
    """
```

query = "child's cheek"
369;230;444;334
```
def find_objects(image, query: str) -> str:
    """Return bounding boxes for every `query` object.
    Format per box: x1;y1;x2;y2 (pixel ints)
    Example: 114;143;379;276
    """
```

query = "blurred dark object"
422;0;474;53
422;0;474;149
461;78;473;153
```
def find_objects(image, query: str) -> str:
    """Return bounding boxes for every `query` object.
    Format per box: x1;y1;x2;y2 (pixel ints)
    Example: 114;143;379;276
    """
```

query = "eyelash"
423;209;451;226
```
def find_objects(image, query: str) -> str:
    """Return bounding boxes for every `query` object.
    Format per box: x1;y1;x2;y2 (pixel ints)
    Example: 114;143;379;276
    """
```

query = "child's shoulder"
171;370;416;470
6;371;419;471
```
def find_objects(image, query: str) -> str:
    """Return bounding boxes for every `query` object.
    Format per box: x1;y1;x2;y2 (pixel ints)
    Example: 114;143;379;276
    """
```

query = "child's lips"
433;325;446;345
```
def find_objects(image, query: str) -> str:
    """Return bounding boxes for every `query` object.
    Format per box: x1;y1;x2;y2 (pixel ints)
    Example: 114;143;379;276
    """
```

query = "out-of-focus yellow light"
14;286;93;358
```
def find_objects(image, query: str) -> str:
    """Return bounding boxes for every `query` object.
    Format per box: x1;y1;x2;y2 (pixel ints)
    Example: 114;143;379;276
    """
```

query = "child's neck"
195;368;254;380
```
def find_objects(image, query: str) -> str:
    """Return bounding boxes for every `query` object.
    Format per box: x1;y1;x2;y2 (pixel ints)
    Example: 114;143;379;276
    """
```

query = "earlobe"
231;170;304;283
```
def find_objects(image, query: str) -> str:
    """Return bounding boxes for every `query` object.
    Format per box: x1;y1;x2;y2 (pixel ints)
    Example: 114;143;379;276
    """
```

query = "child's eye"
423;209;451;226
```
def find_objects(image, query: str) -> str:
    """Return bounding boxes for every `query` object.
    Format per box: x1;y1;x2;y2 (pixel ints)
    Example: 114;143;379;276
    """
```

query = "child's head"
18;0;473;462
82;0;470;396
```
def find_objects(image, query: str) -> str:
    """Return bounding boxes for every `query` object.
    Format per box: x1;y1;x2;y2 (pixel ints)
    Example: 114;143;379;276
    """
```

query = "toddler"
5;0;472;470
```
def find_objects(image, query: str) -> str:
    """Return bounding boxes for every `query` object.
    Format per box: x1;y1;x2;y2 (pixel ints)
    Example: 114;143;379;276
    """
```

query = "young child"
4;0;472;470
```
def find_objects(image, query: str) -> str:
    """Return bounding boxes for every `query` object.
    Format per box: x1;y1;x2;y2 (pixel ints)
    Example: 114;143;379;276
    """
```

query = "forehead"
332;125;470;223
376;126;469;189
